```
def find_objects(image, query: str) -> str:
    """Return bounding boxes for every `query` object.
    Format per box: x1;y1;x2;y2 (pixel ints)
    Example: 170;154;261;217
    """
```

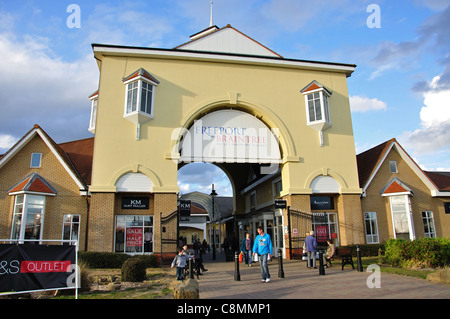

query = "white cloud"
401;74;450;155
0;31;98;144
83;4;173;47
350;95;387;112
177;163;232;196
0;134;17;151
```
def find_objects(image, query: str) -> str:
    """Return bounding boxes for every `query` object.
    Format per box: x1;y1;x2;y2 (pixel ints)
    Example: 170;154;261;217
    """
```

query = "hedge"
384;238;450;268
78;251;158;269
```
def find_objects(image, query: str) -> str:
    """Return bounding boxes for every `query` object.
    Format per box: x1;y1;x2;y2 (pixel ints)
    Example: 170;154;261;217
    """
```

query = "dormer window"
123;68;159;123
301;80;332;146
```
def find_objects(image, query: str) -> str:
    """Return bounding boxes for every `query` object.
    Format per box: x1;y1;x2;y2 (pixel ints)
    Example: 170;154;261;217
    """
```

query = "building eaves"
92;43;356;77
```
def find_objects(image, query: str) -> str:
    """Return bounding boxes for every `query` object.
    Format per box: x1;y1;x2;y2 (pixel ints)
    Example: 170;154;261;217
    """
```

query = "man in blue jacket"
253;225;273;282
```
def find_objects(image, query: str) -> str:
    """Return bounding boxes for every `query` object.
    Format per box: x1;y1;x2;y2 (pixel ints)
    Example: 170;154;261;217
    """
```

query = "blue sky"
1;0;449;197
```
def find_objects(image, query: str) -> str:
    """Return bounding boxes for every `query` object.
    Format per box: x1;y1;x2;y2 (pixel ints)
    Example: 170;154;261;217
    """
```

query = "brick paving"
197;252;450;299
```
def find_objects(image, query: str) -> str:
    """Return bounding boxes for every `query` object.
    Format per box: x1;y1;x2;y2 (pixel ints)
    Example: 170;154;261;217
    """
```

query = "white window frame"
89;96;98;133
123;78;156;119
304;89;331;127
422;211;436;238
388;195;415;240
10;194;46;244
30;153;42;168
389;160;398;173
311;212;340;246
62;214;81;245
114;215;154;255
364;212;380;244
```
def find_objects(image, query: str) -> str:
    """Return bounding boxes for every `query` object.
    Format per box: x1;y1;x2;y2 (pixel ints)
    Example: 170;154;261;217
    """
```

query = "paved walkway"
196;252;450;299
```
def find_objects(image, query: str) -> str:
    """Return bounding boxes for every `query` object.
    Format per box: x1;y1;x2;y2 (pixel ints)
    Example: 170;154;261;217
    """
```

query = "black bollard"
188;257;194;279
234;251;241;281
278;249;284;278
356;244;363;272
319;250;325;275
212;243;216;260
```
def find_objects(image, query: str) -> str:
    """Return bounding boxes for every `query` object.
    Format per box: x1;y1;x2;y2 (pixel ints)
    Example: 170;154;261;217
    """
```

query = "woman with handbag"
240;232;253;267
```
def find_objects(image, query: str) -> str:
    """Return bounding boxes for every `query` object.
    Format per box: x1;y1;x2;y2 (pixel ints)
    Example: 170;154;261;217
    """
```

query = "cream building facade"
87;25;364;257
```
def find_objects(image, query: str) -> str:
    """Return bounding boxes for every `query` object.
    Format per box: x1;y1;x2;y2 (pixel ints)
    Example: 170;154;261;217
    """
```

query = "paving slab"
197;253;450;299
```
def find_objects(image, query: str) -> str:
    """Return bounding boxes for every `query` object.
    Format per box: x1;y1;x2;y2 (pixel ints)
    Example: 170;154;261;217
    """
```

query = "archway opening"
176;108;285;256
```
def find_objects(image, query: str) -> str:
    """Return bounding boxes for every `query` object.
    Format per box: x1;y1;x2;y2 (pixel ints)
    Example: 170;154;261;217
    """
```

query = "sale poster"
126;228;143;247
315;225;329;243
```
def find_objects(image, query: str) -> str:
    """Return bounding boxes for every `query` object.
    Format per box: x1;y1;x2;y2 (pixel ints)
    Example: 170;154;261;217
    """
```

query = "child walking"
171;247;188;280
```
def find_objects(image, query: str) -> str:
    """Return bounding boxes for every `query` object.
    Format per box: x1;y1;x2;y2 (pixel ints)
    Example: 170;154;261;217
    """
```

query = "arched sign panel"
179;110;281;163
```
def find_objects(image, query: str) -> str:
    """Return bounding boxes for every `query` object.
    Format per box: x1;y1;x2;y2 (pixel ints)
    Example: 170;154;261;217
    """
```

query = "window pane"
314;99;322;121
145;90;152;114
390;196;410;236
30;153;42;168
308;100;315;122
11;214;22;240
131;86;137;112
126;82;138;113
140;87;147;113
323;95;330;123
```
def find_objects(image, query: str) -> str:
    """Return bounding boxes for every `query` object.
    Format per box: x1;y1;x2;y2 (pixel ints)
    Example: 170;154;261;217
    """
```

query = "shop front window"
311;212;339;246
115;215;153;254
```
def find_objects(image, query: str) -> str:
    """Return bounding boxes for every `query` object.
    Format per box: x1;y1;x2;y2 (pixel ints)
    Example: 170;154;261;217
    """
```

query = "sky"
0;0;449;197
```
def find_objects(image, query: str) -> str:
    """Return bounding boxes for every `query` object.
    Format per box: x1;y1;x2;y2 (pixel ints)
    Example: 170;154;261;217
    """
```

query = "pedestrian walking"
240;232;253;267
305;230;318;269
171;247;188;280
253;225;273;282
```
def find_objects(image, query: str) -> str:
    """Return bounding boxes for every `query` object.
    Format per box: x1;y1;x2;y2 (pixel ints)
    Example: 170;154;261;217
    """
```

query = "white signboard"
179;110;281;164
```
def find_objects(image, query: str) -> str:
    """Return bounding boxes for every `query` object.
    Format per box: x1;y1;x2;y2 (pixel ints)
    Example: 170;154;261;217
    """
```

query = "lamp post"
210;184;218;260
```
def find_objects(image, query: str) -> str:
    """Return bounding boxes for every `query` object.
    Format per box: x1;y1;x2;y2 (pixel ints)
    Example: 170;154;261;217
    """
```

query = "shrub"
78;252;158;269
121;257;147;282
384;238;450;269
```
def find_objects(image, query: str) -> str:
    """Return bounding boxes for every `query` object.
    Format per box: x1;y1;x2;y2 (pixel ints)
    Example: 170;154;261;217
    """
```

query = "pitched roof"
356;138;449;197
174;24;283;58
122;68;160;85
0;125;93;191
380;177;413;196
58;137;94;186
300;80;332;95
423;171;450;192
8;173;57;196
356;139;394;189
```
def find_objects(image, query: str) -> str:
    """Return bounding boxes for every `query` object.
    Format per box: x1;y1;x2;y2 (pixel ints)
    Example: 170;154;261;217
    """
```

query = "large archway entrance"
175;107;286;256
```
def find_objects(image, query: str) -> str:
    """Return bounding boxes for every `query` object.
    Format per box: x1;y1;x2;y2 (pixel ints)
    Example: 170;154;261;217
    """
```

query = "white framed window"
302;88;331;127
389;160;398;173
62;214;80;244
306;91;330;124
115;215;154;254
364;212;380;244
11;194;45;244
422;211;436;238
301;81;332;146
30;153;42;168
88;91;98;133
389;195;415;240
122;68;159;122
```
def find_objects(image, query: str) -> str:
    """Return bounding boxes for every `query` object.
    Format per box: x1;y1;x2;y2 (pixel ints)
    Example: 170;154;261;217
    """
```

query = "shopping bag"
302;252;307;261
253;253;259;262
239;252;243;263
